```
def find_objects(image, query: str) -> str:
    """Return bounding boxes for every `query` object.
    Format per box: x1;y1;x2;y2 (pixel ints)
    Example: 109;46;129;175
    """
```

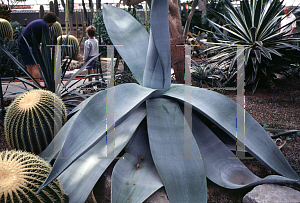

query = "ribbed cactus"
39;5;45;19
0;150;65;203
50;21;63;41
54;0;60;22
0;18;13;41
57;34;80;60
4;89;67;154
50;1;54;13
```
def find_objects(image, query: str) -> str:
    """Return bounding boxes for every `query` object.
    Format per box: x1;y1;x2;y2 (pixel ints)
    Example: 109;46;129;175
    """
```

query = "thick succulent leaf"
59;105;147;203
39;106;82;162
146;98;207;203
191;113;298;189
143;0;171;90
37;84;160;193
163;84;299;180
102;4;149;85
111;120;163;203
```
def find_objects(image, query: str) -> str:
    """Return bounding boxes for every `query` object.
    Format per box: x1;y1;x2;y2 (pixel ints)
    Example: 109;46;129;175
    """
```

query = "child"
83;26;99;80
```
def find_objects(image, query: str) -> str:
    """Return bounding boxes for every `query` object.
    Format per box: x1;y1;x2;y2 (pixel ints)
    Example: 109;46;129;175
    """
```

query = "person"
83;25;99;81
18;12;56;87
278;6;296;38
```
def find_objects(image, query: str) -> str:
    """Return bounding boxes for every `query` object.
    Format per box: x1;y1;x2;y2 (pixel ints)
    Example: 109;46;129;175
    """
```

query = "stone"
243;184;300;203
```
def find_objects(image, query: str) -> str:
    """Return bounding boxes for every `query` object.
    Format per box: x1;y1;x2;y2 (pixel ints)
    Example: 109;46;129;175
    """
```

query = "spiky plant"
38;2;299;203
50;21;63;41
57;35;80;60
202;0;300;91
0;18;13;41
39;5;45;19
0;150;65;202
4;89;67;154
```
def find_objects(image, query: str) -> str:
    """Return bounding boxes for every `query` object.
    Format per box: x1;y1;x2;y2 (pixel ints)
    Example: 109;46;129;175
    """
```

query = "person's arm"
83;41;90;64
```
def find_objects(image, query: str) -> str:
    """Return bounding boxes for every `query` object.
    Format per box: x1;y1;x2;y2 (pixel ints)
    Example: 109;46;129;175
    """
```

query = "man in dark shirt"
18;12;57;87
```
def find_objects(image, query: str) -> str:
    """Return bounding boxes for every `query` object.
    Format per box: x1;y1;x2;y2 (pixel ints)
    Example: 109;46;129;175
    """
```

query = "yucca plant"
38;2;299;203
0;150;65;202
201;0;300;92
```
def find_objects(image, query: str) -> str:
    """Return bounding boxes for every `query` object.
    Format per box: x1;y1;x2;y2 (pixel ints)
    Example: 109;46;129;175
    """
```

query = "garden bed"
0;76;299;202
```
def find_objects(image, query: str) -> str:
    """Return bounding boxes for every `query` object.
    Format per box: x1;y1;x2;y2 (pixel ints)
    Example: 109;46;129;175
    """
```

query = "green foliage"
191;62;223;88
10;21;24;40
4;89;67;154
0;18;12;40
0;4;11;21
39;5;45;19
0;38;23;77
0;150;65;202
57;35;79;60
39;2;299;203
204;0;300;91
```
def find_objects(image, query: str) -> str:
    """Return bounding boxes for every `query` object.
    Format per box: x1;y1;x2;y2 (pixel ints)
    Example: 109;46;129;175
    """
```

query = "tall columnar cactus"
50;1;54;13
39;5;45;19
50;21;63;40
0;18;13;41
4;89;67;154
54;0;60;22
57;34;80;60
0;150;65;202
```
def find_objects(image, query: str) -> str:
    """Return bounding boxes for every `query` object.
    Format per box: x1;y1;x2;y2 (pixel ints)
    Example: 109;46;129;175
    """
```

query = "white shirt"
280;13;296;34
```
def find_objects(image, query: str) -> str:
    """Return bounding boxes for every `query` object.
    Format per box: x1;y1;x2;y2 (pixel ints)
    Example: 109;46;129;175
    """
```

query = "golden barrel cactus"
57;35;80;60
0;150;65;202
50;21;62;40
4;89;67;154
0;18;13;41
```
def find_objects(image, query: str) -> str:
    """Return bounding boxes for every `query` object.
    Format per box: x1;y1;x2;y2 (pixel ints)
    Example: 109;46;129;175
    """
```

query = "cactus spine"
39;5;45;19
0;18;13;41
50;1;54;13
4;89;67;154
50;21;63;40
57;34;80;60
0;150;65;203
54;0;60;22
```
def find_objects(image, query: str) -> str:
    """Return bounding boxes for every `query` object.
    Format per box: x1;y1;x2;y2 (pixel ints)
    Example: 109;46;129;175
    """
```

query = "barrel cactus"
50;21;63;41
0;18;13;41
4;89;67;154
57;35;80;60
0;150;65;202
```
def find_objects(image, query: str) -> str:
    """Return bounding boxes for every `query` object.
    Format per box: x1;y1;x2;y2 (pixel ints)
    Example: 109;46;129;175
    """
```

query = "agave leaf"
59;105;147;203
254;49;261;64
102;4;149;85
37;84;159;193
192;113;298;189
143;0;171;90
111;120;163;203
146;98;207;203
39;106;82;162
163;84;299;180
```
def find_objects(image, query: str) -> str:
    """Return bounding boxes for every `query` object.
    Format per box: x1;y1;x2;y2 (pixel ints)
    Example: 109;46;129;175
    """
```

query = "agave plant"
202;0;300;91
38;1;299;203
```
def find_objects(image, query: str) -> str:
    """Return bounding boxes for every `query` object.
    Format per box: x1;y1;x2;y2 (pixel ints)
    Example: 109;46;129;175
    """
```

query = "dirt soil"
0;76;299;202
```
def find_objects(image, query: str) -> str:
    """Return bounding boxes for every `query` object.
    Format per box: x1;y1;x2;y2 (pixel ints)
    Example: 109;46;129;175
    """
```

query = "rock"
243;184;300;203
